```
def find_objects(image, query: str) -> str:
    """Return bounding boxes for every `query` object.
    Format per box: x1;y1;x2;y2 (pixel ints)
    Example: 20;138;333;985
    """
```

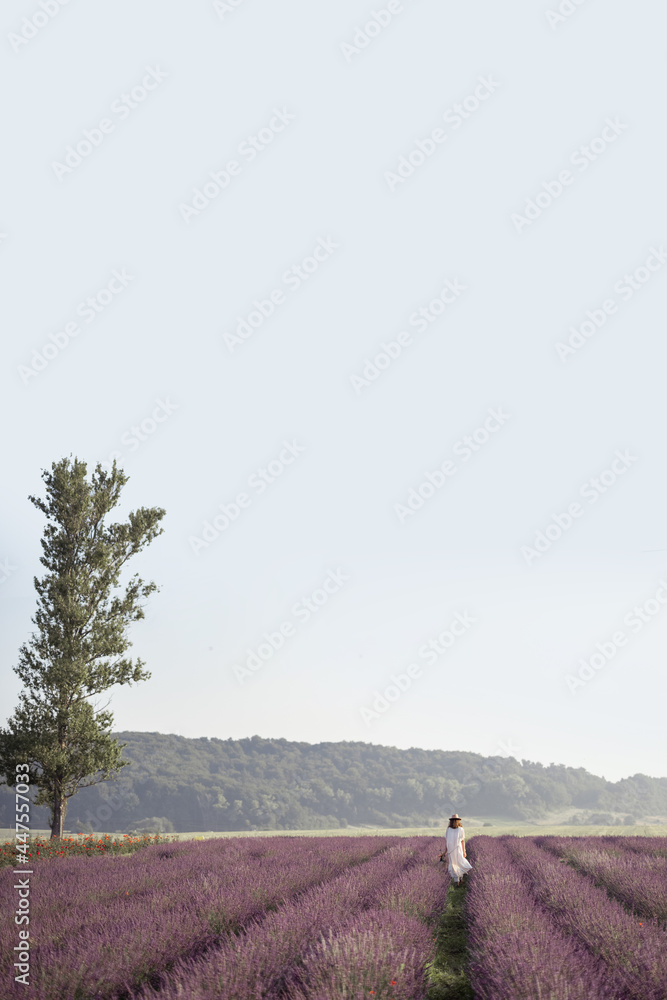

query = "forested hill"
3;732;666;832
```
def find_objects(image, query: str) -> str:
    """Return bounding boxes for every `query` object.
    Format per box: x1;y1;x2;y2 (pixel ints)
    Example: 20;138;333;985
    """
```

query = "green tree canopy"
0;457;165;838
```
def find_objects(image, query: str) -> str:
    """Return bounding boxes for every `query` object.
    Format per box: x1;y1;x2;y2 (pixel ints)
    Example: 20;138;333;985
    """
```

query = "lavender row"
537;836;667;922
609;835;667;858
465;837;620;1000
506;837;667;1000
1;836;393;999
284;841;446;999
133;836;438;1000
377;849;447;926
284;910;434;1000
552;835;667;859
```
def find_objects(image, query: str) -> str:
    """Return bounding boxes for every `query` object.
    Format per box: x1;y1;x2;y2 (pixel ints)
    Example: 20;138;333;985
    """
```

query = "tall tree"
0;458;165;839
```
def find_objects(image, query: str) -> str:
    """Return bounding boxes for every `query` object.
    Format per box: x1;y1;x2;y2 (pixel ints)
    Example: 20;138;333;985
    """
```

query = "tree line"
2;731;664;832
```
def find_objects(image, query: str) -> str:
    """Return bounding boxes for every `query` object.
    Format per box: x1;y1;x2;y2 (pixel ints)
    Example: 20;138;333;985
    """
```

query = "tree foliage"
0;458;165;838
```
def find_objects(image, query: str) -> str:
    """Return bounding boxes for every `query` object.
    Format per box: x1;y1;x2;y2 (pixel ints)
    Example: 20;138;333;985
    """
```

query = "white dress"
445;826;472;880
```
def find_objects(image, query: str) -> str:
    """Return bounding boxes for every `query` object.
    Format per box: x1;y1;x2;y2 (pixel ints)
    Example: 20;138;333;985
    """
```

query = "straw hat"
449;813;462;820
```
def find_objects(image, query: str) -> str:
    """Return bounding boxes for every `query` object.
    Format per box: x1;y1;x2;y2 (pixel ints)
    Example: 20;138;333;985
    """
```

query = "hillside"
2;732;666;832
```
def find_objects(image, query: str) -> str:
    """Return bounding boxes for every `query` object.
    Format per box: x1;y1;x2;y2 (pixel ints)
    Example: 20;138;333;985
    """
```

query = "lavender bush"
283;910;434;1000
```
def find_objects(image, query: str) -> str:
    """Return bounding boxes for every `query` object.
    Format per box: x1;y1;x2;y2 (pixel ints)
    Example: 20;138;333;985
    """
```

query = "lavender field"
2;833;667;999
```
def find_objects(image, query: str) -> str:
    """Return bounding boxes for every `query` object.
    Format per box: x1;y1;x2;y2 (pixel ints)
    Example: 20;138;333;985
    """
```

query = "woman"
443;813;472;884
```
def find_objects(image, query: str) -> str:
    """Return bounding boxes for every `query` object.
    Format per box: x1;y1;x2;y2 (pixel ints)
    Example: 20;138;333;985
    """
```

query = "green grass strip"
425;879;474;1000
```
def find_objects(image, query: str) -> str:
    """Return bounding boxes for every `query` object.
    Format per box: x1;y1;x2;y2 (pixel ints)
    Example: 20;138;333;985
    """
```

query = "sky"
1;0;666;784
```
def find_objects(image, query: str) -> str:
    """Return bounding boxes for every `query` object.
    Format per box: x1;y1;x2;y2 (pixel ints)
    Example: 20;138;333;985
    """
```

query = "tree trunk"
51;722;67;840
51;783;65;839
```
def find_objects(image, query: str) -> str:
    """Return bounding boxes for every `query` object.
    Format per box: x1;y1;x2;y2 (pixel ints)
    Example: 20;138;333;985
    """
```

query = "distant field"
170;823;667;840
3;822;665;841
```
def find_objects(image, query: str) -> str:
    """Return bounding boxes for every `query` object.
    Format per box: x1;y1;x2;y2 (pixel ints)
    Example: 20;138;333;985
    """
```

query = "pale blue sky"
1;0;666;782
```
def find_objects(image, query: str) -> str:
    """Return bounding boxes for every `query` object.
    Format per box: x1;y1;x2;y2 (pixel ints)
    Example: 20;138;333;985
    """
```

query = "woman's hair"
448;818;462;829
